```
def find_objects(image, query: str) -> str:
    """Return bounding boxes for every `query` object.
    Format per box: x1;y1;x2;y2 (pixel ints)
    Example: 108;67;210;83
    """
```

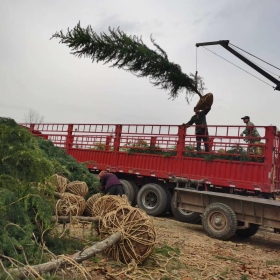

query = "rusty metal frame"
175;188;280;228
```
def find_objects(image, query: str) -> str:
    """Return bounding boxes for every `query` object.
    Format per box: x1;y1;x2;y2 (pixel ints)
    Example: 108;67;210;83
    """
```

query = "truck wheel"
149;183;171;215
151;183;172;215
235;224;259;238
127;180;139;206
163;187;172;215
202;203;237;240
170;194;201;223
120;179;136;205
136;183;168;216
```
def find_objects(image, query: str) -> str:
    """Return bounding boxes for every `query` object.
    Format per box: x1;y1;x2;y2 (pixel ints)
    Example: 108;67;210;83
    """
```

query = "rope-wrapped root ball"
49;174;68;193
56;193;86;216
121;194;129;204
254;142;264;156
84;193;102;216
195;92;213;110
92;195;130;217
100;206;156;264
66;181;89;197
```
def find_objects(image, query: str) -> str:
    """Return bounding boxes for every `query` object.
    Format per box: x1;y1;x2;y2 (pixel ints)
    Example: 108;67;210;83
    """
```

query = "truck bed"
22;123;280;193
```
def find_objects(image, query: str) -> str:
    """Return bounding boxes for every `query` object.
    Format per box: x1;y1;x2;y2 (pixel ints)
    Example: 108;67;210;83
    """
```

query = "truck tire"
136;183;168;216
120;179;136;205
235;224;259;238
127;180;139;206
202;203;237;240
149;183;172;215
163;187;172;215
170;194;201;223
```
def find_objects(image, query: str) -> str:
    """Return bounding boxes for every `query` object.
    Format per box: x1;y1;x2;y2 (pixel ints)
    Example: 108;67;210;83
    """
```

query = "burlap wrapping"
196;93;213;110
99;205;156;264
66;181;89;197
254;142;264;156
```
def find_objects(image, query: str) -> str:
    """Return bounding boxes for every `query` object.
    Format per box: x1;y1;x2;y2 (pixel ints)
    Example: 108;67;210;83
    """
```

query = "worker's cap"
241;116;250;120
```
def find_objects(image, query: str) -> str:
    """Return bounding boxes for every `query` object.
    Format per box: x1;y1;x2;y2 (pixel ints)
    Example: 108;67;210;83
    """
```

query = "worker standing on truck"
183;106;211;152
240;116;261;143
240;116;261;155
98;171;124;196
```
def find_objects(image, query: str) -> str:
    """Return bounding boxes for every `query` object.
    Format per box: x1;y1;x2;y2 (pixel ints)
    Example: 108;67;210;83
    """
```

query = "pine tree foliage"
36;137;99;196
0;118;56;265
52;23;205;101
0;118;98;266
0;118;53;182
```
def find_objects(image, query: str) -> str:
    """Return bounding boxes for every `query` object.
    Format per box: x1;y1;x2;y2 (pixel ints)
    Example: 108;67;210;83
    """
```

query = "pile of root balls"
51;174;156;264
50;174;88;216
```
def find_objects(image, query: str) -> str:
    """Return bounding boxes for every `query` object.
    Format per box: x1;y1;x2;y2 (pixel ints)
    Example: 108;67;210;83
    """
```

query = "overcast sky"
1;0;280;128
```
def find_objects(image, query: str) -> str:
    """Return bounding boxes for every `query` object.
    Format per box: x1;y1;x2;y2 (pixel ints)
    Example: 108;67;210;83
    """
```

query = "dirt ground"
57;216;280;280
150;218;280;280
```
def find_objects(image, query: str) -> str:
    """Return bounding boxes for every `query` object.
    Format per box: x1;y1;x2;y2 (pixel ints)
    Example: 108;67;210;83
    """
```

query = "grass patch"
266;259;280;266
45;225;100;256
241;275;249;280
214;255;242;263
141;245;184;276
154;244;180;257
89;256;99;263
45;234;86;255
220;267;229;277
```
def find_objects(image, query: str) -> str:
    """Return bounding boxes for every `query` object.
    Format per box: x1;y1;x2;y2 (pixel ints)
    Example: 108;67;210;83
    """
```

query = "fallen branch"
7;232;122;279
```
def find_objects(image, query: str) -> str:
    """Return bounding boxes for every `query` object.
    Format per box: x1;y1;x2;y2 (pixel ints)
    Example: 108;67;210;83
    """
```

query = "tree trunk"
7;232;121;279
51;215;100;224
54;192;63;199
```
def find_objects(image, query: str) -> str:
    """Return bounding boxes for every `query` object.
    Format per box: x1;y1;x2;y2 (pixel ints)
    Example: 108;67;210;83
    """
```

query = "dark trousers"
105;184;124;196
196;129;209;152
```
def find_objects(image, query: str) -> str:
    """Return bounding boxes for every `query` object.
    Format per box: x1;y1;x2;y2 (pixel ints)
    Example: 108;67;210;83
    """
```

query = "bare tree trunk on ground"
7;232;121;279
51;215;100;224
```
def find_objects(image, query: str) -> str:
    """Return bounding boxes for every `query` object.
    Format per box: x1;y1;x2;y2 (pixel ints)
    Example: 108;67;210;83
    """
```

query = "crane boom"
196;40;280;91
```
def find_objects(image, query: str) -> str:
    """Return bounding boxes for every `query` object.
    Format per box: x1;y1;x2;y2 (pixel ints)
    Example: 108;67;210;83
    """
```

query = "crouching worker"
98;170;124;196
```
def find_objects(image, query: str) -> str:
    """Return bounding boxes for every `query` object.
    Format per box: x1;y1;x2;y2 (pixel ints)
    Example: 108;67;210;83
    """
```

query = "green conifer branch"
52;22;205;101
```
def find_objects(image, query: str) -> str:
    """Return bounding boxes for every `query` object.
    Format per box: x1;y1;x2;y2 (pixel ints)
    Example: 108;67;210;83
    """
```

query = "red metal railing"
21;123;280;193
22;123;269;158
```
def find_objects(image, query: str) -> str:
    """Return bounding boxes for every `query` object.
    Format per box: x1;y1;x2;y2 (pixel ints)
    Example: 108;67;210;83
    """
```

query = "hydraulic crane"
196;40;280;91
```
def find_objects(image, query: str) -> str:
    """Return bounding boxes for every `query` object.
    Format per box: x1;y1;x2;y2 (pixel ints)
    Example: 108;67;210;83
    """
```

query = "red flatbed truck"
22;40;280;240
23;122;280;239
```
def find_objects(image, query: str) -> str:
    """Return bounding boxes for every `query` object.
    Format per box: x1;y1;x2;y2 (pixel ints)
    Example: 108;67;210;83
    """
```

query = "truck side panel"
21;123;280;193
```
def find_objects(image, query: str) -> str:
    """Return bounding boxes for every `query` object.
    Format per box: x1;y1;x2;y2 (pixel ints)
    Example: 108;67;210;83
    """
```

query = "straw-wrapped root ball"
56;193;86;216
66;181;89;197
92;195;130;217
84;193;102;216
195;93;213;110
49;174;68;193
99;206;156;264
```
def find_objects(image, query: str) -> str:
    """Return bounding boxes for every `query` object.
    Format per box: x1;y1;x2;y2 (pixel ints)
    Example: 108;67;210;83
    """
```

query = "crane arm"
196;40;280;91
